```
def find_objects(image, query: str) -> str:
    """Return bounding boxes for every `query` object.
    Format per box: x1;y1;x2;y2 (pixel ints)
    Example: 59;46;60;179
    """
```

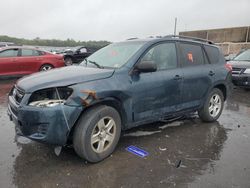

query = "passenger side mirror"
135;60;157;73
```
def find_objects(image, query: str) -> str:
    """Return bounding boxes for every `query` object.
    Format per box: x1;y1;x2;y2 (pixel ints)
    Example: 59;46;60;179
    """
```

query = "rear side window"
204;45;220;64
179;43;204;67
0;49;19;57
21;49;40;56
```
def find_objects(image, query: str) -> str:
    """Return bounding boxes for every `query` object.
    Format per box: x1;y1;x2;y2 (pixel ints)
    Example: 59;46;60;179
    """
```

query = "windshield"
233;50;250;61
80;41;145;68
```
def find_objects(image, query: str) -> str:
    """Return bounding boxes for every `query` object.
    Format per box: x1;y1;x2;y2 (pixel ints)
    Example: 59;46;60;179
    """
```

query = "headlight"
244;68;250;74
28;87;73;107
29;99;65;107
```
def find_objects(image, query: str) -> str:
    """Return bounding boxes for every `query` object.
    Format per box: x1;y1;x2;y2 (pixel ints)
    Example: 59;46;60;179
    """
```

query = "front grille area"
232;67;245;75
12;87;25;104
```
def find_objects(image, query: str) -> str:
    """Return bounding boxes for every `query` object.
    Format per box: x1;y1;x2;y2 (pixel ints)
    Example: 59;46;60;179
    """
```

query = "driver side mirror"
134;60;157;73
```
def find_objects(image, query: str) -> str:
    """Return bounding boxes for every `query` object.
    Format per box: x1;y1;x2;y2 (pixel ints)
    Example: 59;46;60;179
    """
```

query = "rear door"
177;42;214;110
19;49;42;74
0;48;20;76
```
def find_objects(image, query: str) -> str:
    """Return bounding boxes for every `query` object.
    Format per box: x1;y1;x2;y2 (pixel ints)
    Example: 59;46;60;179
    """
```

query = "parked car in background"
225;53;237;61
63;46;96;65
0;42;15;48
8;36;231;163
0;46;65;77
228;49;250;89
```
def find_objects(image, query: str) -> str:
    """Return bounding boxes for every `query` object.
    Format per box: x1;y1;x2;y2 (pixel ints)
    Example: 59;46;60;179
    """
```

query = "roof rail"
164;35;214;44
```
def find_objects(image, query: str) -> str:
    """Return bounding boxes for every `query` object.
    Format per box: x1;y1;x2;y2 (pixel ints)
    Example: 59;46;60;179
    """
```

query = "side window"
179;43;204;66
22;49;36;56
0;49;19;57
204;45;220;64
141;43;177;70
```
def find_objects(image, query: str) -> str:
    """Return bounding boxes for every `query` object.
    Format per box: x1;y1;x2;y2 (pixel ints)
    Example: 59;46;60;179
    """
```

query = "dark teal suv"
8;36;231;162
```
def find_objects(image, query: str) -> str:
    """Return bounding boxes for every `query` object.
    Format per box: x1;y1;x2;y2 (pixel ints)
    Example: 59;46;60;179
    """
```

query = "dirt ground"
0;78;250;188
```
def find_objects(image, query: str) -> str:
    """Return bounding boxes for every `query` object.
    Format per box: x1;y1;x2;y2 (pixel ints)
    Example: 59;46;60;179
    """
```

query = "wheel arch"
213;83;227;101
64;55;74;60
39;63;54;71
67;97;127;144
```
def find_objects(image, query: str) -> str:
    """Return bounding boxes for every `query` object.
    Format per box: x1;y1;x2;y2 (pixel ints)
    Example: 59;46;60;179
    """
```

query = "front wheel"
64;57;73;66
198;88;224;122
73;105;121;163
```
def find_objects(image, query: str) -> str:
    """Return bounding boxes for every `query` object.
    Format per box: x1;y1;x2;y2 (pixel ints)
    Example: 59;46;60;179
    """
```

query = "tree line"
0;35;110;49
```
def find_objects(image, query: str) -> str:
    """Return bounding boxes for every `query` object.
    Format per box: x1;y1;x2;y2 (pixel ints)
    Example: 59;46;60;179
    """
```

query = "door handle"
209;71;215;76
173;75;182;80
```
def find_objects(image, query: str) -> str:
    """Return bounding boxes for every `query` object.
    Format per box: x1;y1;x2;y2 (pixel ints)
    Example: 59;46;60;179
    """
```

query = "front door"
130;42;182;122
0;48;20;76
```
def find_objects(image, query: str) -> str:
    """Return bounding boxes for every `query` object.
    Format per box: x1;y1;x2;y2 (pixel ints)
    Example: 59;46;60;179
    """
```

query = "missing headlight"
28;87;73;107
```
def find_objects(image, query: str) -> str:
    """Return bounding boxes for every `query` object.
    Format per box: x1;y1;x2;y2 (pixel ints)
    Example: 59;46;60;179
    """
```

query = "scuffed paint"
80;90;98;106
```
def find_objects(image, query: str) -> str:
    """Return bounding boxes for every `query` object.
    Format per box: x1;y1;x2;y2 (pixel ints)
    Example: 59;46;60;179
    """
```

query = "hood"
17;66;115;93
228;60;250;69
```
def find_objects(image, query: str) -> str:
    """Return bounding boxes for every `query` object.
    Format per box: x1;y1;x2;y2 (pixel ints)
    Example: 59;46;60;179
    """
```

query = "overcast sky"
0;0;249;42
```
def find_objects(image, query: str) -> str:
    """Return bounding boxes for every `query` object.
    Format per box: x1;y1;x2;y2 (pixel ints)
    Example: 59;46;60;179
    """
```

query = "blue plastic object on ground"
126;145;149;158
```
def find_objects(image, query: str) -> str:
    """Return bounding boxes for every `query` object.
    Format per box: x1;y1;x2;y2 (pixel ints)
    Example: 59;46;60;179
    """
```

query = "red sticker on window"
187;53;193;62
110;50;118;56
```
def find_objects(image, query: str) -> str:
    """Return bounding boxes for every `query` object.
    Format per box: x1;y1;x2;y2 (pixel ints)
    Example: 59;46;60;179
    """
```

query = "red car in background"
0;46;65;77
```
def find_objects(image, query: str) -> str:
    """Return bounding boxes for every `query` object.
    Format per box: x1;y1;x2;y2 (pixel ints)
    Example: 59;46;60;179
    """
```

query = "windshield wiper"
84;59;104;69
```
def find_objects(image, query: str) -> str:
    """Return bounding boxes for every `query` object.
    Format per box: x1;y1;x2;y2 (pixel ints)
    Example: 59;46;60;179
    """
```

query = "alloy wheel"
91;116;116;153
208;94;222;117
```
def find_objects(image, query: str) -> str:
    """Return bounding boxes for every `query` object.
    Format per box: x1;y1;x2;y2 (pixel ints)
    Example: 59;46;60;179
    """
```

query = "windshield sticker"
126;145;149;158
110;50;118;56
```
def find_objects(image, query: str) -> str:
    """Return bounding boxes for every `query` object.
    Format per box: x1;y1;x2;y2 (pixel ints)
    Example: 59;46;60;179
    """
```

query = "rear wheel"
198;88;224;122
73;105;121;163
64;57;73;66
39;64;54;71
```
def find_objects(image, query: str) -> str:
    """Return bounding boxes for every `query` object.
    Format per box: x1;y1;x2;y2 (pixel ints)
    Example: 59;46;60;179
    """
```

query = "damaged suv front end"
8;84;82;145
7;65;116;145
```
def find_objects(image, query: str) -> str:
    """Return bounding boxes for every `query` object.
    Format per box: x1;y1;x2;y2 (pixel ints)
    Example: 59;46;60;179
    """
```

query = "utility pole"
174;17;177;35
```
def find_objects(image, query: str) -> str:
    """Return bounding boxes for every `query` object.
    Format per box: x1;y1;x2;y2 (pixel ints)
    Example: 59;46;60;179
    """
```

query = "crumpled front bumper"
8;95;82;146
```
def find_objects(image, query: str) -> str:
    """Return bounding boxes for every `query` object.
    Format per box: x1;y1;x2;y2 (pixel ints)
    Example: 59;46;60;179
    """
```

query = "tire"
198;88;224;122
73;105;121;163
64;57;73;66
39;64;54;71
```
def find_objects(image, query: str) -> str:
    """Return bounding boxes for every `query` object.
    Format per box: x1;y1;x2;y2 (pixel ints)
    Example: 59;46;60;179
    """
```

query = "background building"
179;26;250;55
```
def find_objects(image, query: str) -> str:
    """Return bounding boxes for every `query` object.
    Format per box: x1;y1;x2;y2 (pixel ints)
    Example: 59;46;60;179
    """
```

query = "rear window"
179;43;204;67
204;45;220;64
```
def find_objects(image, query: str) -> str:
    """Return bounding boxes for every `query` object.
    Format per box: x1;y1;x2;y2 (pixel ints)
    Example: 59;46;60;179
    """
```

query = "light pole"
174;17;177;35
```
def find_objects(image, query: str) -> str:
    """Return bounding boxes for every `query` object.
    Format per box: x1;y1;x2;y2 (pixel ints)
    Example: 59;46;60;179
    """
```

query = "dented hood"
17;66;115;93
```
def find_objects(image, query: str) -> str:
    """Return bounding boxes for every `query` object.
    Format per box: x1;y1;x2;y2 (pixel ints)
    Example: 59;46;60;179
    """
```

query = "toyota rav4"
8;36;231;163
